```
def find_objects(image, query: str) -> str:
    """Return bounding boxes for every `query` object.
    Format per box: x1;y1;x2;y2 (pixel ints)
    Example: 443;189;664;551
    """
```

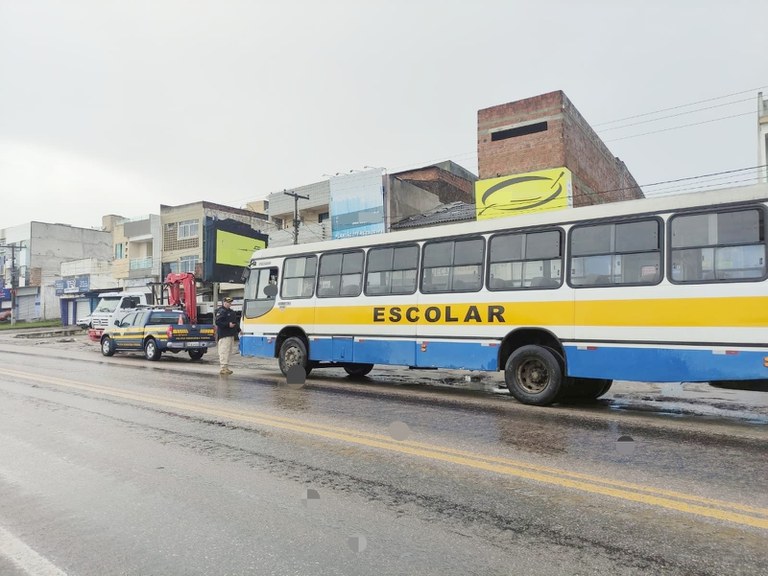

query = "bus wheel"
505;345;563;406
565;378;613;400
344;363;374;378
279;337;312;377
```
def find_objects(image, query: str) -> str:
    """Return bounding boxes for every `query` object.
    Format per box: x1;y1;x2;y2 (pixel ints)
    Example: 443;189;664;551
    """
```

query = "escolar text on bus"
372;305;506;323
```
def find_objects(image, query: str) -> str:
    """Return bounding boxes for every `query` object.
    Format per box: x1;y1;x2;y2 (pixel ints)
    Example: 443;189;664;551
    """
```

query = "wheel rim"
102;339;111;354
147;342;155;356
284;345;304;368
515;358;550;394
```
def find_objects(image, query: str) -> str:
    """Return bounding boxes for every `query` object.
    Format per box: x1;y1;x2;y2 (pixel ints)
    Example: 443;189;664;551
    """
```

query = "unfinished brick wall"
394;166;475;204
477;91;642;207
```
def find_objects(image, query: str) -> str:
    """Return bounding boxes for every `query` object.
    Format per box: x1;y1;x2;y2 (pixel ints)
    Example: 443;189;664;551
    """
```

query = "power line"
640;164;766;189
596;97;754;133
593;85;768;127
595;164;766;196
605;111;755;142
644;176;762;197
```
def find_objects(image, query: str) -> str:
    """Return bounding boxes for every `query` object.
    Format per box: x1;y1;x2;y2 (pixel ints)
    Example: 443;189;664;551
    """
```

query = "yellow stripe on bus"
244;296;768;328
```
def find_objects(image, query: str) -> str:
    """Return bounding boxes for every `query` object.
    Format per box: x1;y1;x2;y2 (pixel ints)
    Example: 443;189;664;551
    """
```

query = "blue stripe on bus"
240;334;768;382
349;339;416;366
563;346;768;382
240;335;275;358
411;340;498;370
241;335;497;371
310;337;416;366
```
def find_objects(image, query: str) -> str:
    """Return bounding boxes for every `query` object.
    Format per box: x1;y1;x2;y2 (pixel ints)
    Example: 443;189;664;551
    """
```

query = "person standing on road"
215;296;239;375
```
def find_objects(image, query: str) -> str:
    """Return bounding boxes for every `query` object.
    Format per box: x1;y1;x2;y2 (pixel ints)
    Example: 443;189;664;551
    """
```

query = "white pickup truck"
84;291;151;341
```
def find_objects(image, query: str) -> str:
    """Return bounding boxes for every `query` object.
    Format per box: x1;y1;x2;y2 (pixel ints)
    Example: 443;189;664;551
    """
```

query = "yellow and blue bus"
240;184;768;406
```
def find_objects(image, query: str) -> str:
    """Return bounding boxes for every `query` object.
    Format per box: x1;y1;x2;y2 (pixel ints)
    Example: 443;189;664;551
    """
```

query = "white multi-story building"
0;222;112;321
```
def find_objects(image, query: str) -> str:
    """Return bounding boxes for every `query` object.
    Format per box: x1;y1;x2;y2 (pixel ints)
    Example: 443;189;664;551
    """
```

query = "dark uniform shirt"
215;306;239;338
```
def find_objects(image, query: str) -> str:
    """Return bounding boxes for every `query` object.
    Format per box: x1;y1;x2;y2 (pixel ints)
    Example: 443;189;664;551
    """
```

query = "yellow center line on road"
2;367;767;530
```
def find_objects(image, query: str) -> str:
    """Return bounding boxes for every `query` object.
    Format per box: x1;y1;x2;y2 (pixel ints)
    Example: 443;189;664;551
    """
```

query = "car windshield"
94;298;120;313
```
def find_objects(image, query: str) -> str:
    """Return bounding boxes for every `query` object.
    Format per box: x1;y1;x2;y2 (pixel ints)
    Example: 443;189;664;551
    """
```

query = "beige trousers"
218;336;235;369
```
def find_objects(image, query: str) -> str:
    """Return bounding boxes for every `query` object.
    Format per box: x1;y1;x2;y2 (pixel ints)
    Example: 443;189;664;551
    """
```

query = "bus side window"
282;256;317;299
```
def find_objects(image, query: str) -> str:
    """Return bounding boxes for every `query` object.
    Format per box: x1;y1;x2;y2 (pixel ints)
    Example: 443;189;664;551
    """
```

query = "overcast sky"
1;0;766;231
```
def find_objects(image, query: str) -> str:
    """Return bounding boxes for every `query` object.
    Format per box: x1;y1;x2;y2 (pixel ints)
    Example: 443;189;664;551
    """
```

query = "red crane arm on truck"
165;273;198;323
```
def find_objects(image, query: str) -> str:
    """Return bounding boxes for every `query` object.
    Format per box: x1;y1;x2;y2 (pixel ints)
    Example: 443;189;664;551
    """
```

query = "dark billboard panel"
204;218;268;283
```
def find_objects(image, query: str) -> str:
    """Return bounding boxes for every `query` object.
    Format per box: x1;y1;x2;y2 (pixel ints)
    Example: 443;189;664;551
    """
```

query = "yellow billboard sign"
475;167;573;220
216;230;266;267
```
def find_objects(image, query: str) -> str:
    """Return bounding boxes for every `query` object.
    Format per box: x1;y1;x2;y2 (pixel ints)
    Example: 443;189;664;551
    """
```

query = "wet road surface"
0;342;766;575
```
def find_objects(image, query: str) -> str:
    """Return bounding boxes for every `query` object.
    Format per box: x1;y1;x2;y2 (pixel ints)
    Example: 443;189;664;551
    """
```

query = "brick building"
478;90;643;206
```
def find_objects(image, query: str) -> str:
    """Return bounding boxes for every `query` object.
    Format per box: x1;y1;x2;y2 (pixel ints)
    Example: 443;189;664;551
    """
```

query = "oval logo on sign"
475;167;572;220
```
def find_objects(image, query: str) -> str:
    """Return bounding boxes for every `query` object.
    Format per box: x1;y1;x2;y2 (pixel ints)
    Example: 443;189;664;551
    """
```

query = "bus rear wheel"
565;378;613;400
505;345;564;406
279;337;312;377
344;363;374;378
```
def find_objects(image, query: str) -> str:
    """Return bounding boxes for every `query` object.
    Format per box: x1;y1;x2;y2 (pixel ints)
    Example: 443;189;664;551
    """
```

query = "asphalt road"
0;336;766;575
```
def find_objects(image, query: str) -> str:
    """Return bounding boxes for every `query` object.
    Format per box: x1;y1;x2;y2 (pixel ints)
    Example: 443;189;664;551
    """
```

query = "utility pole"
283;190;309;245
0;243;19;326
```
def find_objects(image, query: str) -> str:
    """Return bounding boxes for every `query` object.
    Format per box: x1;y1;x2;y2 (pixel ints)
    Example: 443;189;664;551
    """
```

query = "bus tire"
505;345;563;406
344;363;374;378
144;338;161;361
279;337;312;377
565;378;613;400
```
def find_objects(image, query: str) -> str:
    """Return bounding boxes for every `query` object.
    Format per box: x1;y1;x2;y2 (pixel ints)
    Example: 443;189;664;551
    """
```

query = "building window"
318;212;329;223
115;243;124;259
179;256;198;274
273;217;284;229
491;121;548;141
177;220;199;240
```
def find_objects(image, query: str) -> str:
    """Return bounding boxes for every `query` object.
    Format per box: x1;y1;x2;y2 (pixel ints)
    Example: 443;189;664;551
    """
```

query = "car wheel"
101;337;115;357
144;338;161;361
188;350;205;360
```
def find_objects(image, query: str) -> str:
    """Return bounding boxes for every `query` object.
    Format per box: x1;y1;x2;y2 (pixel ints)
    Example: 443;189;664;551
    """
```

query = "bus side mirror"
241;268;250;281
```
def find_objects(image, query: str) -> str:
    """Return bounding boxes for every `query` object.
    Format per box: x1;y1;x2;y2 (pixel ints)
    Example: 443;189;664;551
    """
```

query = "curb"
13;328;83;339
